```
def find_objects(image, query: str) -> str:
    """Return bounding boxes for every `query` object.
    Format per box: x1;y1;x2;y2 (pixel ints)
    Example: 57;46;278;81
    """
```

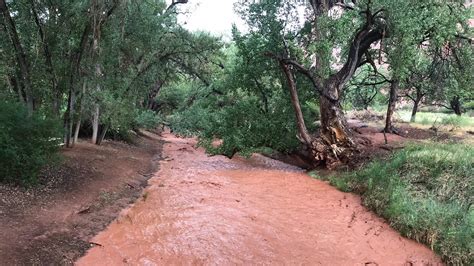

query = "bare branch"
166;0;188;13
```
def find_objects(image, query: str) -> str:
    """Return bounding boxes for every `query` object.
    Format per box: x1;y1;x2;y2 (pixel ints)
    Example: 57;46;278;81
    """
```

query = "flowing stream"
77;133;441;265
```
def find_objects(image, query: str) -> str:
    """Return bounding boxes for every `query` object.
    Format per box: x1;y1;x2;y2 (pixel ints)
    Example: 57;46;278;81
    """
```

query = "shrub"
0;101;61;185
134;110;162;130
168;103;216;137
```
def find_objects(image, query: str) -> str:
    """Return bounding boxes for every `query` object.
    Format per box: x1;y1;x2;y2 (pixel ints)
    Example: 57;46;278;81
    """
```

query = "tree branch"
166;0;188;13
264;52;339;102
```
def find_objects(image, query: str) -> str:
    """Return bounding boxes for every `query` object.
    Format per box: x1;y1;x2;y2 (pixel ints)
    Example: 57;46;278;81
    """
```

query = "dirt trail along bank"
78;133;441;265
0;131;162;265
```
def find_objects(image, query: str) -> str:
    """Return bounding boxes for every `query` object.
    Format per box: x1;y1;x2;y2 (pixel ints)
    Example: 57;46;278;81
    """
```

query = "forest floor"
76;129;444;265
0;131;163;265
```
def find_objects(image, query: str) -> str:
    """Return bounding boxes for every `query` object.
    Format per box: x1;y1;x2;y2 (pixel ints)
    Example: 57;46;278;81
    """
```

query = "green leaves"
0;101;61;185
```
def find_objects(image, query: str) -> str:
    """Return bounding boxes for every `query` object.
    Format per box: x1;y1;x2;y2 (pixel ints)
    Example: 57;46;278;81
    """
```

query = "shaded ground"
0;131;163;265
78;132;441;265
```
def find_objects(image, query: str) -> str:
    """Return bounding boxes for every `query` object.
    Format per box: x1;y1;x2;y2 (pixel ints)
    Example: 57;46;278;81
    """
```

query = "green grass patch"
396;110;474;128
314;143;473;264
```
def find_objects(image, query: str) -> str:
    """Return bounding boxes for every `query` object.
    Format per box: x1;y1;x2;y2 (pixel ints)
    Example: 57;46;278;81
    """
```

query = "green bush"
200;96;301;157
168;103;217;137
134;110;162;130
169;93;302;157
0;101;61;185
319;143;473;264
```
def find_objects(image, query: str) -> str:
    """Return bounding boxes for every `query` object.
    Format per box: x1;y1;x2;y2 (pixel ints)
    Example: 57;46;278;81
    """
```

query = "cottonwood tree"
235;0;470;166
0;0;222;147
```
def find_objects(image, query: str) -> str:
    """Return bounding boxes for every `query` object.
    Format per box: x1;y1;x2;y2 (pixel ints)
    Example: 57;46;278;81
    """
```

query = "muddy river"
77;133;441;265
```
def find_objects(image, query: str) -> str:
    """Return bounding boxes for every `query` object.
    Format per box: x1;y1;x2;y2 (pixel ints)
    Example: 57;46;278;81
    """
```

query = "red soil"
0;132;162;264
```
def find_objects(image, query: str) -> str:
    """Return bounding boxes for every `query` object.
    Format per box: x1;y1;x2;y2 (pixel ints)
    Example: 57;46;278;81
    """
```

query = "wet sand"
77;133;441;265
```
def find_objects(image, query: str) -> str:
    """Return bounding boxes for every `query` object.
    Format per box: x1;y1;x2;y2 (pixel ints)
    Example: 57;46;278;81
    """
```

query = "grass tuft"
316;143;473;264
397;110;474;128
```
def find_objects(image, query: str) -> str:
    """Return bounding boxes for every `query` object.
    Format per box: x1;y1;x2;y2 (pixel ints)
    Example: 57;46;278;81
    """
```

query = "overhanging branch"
166;0;188;13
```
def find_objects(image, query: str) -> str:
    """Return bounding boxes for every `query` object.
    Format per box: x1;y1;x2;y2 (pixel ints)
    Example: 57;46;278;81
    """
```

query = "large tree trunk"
7;74;24;102
72;81;86;147
450;96;462;116
0;0;34;114
64;22;91;147
319;93;352;145
91;105;100;144
384;80;399;133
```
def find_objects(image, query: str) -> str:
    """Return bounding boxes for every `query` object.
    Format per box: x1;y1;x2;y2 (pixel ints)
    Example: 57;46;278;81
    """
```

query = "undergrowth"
397;110;474;128
311;143;473;265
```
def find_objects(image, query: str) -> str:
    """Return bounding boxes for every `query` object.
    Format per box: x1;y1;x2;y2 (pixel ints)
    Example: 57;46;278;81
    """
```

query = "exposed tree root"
382;126;401;136
307;134;372;169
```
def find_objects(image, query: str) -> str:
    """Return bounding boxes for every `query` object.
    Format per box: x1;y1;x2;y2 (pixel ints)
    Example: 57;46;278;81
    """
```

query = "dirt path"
78;133;441;265
0;132;162;264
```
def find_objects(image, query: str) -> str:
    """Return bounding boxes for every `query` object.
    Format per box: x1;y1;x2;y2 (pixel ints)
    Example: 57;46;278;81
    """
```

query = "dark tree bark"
450;96;462;116
0;0;34;114
384;79;399;133
6;75;23;102
411;98;420;123
165;0;188;13
410;88;424;123
144;80;164;110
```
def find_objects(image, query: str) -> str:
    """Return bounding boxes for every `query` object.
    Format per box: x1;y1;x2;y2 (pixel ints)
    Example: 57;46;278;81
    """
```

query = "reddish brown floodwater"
77;133;441;265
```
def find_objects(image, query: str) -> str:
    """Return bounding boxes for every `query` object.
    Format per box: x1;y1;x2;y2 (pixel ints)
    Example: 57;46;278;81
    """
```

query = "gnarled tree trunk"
271;0;385;167
319;92;351;145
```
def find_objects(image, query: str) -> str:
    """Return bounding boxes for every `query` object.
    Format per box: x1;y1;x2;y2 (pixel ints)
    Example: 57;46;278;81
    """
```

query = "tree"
232;0;470;166
0;0;34;114
0;0;222;148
